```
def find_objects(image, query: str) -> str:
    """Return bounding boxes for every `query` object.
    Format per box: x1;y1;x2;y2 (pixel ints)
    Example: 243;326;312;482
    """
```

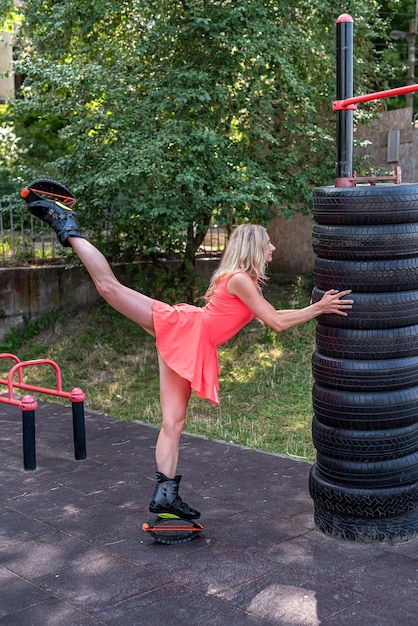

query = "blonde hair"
205;224;270;300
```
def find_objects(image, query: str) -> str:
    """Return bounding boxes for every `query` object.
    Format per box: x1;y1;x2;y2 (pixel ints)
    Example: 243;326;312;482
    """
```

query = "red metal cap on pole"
19;395;38;411
70;387;87;403
336;14;354;24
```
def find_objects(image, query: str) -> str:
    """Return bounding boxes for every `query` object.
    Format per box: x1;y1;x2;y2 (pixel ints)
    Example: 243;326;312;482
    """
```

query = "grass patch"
0;276;317;461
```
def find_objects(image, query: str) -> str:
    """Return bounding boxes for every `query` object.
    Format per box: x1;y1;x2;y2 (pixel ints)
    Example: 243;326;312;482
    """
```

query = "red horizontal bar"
333;84;418;110
0;394;38;410
0;395;25;407
0;378;72;400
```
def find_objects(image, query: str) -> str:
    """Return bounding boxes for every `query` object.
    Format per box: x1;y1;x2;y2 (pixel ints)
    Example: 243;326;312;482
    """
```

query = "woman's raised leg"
24;196;156;335
69;237;155;336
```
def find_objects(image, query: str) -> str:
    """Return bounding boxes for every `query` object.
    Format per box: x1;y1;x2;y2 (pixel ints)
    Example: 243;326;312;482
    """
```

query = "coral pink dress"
152;274;255;404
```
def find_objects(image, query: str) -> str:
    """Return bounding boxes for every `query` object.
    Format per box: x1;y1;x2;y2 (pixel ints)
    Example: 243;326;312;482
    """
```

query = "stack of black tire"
309;184;418;542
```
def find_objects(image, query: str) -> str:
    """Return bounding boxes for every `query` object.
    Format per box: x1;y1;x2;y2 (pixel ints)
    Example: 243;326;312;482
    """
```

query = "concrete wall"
0;259;222;340
0;264;102;339
268;213;315;275
354;107;418;183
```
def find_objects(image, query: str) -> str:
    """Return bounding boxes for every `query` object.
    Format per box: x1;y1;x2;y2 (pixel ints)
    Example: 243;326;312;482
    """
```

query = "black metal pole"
72;401;87;460
336;13;354;184
21;396;37;471
70;388;87;460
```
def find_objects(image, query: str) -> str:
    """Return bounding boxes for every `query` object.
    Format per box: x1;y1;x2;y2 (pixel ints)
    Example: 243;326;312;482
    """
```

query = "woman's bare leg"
149;353;200;519
24;200;154;334
155;352;191;477
68;237;155;336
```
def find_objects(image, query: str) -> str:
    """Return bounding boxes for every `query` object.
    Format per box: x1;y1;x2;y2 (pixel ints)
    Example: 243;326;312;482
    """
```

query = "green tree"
3;0;389;289
379;0;418;111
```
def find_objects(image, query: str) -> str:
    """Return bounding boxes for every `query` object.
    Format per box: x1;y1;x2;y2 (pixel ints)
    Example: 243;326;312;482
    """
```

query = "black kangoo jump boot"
27;199;82;247
149;472;201;520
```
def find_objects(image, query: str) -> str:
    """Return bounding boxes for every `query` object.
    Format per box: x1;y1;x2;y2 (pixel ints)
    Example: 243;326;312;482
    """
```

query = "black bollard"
20;395;38;471
70;388;87;460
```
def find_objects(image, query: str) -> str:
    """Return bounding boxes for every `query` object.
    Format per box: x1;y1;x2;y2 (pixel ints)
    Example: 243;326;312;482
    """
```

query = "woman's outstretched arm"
227;272;353;333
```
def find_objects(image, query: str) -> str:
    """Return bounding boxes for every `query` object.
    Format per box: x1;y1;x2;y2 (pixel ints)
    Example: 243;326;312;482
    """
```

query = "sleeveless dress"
152;274;255;404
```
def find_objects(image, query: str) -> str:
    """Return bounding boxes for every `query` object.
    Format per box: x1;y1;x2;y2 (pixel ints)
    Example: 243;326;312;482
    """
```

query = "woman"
23;194;353;520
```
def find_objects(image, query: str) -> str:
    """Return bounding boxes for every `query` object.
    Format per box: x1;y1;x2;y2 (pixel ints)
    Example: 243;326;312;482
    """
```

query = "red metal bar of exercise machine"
334;14;418;187
0;354;87;470
333;83;418;111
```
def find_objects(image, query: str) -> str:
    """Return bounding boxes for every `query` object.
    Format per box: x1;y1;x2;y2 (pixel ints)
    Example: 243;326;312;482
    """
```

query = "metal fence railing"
198;225;227;256
1;205;70;264
1;204;226;263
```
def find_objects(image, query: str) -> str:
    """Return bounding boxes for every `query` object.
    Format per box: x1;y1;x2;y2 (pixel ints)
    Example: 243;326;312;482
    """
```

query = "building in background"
354;107;418;183
0;28;14;101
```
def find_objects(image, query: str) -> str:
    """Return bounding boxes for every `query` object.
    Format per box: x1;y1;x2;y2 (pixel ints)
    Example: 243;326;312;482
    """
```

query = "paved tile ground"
1;401;418;625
